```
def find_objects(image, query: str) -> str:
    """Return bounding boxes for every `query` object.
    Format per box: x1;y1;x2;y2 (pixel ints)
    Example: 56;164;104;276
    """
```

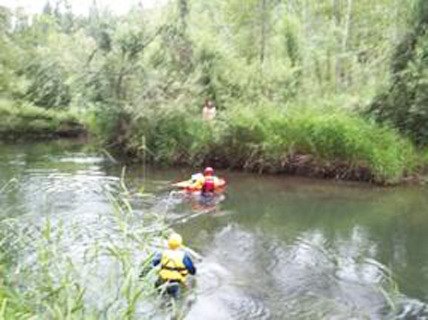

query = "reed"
0;178;180;319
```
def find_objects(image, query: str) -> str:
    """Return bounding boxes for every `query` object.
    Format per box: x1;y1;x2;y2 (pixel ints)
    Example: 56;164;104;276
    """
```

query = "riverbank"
101;104;422;185
0;99;86;140
0;99;424;184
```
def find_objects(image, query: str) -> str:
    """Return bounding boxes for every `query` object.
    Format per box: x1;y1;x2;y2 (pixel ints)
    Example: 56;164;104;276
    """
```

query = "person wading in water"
152;233;196;298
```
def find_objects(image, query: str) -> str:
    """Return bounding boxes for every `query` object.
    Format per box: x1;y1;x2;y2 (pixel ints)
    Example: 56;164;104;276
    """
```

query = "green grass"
215;105;418;183
0;95;421;184
0;180;177;319
109;103;418;184
0;285;32;319
0;99;84;138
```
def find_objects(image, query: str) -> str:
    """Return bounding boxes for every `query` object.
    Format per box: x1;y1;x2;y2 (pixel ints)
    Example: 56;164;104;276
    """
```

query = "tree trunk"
342;0;352;53
179;0;189;32
259;0;267;65
342;0;353;87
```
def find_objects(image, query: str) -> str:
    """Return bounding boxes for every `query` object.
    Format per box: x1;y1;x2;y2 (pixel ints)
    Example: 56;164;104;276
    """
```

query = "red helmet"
204;167;214;175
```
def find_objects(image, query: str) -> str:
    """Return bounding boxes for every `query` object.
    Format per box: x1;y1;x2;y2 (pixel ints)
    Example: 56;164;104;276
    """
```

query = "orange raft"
171;178;227;193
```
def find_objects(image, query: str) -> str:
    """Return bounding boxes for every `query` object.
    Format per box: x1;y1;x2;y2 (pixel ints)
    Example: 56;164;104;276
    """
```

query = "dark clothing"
155;278;181;298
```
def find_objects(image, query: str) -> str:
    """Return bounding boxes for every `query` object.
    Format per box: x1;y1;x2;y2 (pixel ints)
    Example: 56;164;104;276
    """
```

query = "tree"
0;6;11;32
368;0;428;145
223;0;275;65
42;1;53;16
52;0;74;33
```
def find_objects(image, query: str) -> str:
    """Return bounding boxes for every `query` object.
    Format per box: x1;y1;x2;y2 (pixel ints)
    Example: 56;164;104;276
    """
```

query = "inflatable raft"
171;178;227;193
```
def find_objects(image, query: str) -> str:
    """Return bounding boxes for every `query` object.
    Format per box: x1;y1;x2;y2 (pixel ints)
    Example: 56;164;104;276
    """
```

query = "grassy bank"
104;104;420;185
0;99;85;140
0;97;420;184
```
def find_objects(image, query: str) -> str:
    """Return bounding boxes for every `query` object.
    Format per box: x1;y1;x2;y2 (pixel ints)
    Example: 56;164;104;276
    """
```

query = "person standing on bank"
202;99;216;121
152;233;196;298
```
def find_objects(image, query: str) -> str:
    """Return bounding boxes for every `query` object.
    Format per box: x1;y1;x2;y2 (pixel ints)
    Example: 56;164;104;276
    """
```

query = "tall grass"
0;180;181;319
215;105;417;183
108;103;418;184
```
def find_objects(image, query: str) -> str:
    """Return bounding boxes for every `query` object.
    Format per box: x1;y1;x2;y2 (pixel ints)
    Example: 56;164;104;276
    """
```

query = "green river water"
0;140;427;319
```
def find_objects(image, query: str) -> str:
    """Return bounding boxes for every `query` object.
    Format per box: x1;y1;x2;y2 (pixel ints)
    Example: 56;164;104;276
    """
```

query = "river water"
0;140;427;319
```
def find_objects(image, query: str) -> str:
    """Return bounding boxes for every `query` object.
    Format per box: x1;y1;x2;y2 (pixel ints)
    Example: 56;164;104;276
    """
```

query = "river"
0;140;427;319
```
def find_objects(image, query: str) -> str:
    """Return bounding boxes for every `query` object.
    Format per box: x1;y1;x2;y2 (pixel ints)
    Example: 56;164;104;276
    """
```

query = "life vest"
187;174;204;191
202;176;215;193
159;249;188;283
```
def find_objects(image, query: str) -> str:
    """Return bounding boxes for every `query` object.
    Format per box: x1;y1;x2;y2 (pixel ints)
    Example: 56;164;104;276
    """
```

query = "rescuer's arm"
183;253;196;275
152;252;162;267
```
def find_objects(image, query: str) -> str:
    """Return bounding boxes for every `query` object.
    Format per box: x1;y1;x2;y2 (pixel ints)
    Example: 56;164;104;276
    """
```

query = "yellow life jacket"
193;175;205;190
159;249;188;283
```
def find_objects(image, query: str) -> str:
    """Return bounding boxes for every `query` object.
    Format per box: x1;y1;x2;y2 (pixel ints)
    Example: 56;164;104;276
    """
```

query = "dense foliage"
369;0;428;146
129;105;416;183
0;0;424;182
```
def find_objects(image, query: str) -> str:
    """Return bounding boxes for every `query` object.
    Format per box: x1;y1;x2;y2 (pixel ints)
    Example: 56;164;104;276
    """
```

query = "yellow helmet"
168;233;183;249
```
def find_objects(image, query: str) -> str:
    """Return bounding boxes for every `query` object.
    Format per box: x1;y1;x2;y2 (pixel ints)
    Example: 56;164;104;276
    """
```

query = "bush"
24;59;71;109
368;0;428;146
96;102;416;184
213;105;416;183
0;99;83;137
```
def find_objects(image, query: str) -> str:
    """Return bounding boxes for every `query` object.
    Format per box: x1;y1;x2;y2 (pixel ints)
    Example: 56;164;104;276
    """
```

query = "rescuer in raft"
189;167;223;195
172;167;226;195
152;233;196;298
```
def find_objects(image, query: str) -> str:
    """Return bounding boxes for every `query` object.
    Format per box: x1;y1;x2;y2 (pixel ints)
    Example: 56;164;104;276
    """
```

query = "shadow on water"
0;141;428;319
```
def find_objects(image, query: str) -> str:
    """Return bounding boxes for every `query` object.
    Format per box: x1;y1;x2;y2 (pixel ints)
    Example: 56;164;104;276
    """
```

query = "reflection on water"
169;173;428;319
1;141;428;319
